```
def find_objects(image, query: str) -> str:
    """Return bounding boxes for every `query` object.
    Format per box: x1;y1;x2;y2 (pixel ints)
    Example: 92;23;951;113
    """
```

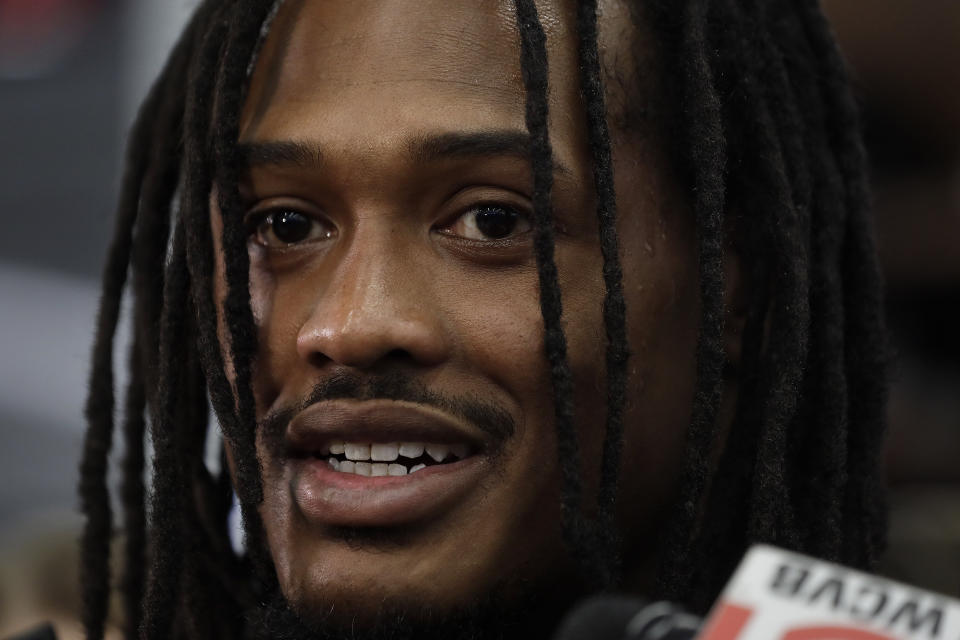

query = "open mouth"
317;441;473;476
284;399;493;526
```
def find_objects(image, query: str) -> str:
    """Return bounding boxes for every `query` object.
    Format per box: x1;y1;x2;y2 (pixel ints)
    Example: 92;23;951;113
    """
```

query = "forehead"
240;0;641;144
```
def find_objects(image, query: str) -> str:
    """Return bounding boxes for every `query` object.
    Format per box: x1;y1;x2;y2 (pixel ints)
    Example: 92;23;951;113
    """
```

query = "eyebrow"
237;140;323;169
236;130;572;176
410;130;572;176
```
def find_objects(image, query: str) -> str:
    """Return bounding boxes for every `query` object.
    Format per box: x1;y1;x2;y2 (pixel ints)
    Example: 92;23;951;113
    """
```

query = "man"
78;0;889;639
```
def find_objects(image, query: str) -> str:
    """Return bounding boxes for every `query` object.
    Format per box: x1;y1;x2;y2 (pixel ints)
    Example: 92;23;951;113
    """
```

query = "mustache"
259;371;517;455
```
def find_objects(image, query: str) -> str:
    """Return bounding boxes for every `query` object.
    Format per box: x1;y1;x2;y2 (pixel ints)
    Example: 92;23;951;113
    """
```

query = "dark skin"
211;0;745;627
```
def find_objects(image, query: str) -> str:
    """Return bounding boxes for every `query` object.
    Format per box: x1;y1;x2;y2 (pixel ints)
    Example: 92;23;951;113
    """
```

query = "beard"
244;574;584;640
238;371;587;639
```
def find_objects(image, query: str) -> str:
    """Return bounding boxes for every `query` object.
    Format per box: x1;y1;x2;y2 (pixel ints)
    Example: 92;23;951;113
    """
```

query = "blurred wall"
0;1;196;635
0;0;198;526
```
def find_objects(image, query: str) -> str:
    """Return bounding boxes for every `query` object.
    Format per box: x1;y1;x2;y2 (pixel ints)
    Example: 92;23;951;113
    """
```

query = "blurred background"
0;0;957;636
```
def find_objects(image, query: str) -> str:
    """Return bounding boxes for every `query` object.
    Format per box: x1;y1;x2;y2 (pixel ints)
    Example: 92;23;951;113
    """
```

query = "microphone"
554;595;702;640
555;546;960;640
698;545;960;640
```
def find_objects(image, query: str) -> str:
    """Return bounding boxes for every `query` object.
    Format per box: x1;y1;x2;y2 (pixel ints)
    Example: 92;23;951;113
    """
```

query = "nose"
295;237;450;370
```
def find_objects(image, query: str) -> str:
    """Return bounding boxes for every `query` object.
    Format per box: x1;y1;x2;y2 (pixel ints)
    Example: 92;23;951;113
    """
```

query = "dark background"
0;0;957;636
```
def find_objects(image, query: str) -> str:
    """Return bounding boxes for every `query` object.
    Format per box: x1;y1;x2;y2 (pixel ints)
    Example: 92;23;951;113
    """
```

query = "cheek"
247;247;292;410
442;266;549;403
555;245;609;459
210;200;240;388
620;251;699;477
616;209;700;541
248;244;276;327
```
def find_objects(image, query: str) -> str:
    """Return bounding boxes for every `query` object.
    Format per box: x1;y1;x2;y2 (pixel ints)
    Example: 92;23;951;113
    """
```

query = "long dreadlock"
78;0;889;636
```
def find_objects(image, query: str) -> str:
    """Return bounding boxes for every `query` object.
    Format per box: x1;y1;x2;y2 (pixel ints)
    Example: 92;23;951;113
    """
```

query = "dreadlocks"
78;0;889;637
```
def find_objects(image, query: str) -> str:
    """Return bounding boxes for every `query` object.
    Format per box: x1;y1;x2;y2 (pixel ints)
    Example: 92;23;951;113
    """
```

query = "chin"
254;514;584;639
273;532;567;615
256;560;583;640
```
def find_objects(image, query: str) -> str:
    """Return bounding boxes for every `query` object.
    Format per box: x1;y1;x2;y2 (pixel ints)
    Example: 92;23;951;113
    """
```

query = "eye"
247;209;335;248
443;204;532;241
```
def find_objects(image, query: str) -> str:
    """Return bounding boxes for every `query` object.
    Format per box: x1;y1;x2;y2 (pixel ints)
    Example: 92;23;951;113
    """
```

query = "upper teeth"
323;441;469;463
343;443;370;460
398;442;424;458
371;443;398;461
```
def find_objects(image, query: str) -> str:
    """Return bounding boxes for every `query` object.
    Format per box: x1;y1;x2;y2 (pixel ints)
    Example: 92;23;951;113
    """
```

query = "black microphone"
5;624;58;640
554;595;702;640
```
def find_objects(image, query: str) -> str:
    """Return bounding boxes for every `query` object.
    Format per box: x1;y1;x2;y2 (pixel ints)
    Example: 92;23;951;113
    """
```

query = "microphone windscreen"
554;595;701;640
554;596;649;640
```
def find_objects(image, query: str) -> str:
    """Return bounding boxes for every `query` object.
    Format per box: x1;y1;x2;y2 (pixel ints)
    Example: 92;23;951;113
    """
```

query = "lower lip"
291;456;487;527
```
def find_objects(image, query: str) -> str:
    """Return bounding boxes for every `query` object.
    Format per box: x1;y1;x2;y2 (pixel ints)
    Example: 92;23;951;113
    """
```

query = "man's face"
217;0;702;627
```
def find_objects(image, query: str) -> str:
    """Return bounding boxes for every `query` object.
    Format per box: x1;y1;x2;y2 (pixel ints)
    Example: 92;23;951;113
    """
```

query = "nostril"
385;348;415;361
305;347;419;371
305;351;332;370
295;296;451;369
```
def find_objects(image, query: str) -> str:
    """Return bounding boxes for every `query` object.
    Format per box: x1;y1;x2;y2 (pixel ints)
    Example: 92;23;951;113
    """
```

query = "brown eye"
249;209;335;248
445;204;532;241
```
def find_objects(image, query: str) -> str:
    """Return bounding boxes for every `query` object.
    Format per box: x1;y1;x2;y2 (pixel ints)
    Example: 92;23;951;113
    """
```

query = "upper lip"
284;398;487;458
